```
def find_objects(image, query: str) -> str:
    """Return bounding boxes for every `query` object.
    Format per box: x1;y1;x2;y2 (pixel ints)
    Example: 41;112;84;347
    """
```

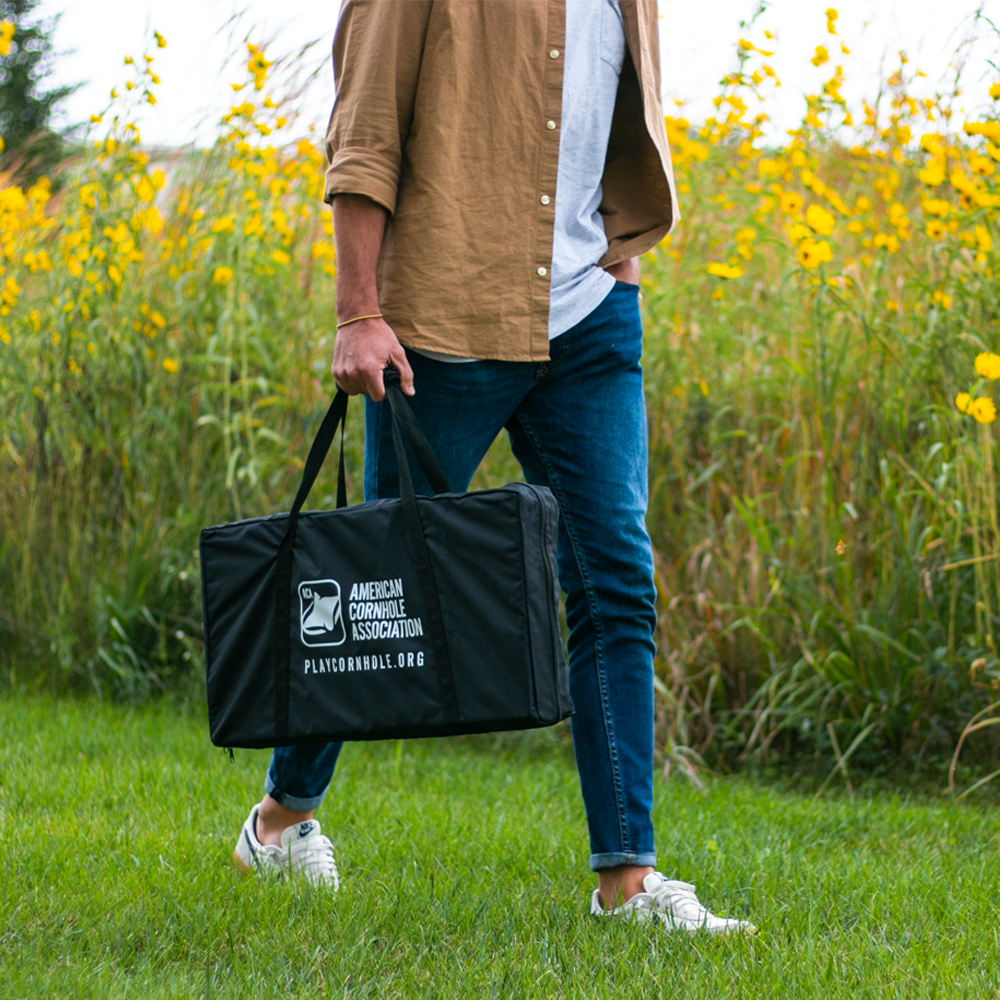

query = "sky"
37;0;1000;148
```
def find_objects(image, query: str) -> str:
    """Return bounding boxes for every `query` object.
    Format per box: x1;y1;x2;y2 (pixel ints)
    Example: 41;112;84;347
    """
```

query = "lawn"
1;697;998;998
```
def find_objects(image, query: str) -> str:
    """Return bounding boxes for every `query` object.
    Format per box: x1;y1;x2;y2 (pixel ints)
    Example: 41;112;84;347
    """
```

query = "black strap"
383;377;459;726
383;369;451;495
273;375;459;742
275;392;349;738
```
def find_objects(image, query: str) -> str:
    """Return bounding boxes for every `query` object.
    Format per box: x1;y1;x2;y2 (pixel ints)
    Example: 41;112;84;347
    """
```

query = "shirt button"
549;49;560;59
546;120;557;130
537;267;547;277
540;195;550;205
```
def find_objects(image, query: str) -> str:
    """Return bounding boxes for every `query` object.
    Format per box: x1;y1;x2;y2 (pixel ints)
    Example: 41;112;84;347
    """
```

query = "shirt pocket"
600;0;626;74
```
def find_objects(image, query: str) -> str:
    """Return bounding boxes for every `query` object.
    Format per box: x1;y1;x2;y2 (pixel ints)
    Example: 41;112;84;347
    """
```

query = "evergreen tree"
0;0;74;173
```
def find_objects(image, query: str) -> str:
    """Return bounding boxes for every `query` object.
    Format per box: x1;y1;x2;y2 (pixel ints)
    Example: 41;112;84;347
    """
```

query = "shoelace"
645;879;712;923
287;832;339;879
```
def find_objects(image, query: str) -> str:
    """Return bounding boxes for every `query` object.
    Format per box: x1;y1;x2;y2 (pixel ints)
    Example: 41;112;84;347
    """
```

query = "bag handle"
382;368;451;496
273;372;459;742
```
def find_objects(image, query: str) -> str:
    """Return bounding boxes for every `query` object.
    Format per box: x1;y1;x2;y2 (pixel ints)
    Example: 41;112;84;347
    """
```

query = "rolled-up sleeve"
323;0;432;213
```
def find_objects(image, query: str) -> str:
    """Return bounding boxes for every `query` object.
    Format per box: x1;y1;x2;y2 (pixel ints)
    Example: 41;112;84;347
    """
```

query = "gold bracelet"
336;313;383;329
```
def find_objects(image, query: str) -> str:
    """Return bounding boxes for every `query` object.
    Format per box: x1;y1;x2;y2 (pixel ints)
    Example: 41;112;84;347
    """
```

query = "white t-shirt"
413;0;626;362
548;0;624;338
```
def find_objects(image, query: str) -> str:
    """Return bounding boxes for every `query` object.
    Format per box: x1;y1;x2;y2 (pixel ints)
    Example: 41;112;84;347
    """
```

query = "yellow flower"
971;156;995;177
213;266;234;285
135;175;155;203
90;114;103;124
918;159;946;187
780;192;804;215
154;31;167;48
811;46;830;67
211;216;235;234
991;82;1000;99
925;220;946;239
873;233;900;253
805;204;835;236
975;225;992;253
971;397;997;424
271;249;291;265
975;352;1000;380
162;357;179;373
956;392;972;414
706;262;743;279
797;238;833;270
788;222;811;245
0;20;14;58
921;198;950;218
141;207;163;234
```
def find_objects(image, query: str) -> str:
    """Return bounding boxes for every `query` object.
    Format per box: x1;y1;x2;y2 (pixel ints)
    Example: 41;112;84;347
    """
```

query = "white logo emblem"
299;579;346;647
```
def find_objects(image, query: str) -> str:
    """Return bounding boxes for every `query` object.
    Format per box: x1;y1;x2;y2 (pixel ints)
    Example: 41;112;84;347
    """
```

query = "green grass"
2;696;999;999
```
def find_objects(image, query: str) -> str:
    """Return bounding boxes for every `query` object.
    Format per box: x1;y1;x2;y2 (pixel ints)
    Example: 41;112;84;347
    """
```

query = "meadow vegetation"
3;696;1000;998
3;9;1000;786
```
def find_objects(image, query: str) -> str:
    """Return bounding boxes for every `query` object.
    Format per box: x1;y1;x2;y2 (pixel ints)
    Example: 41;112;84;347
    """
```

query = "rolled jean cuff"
264;772;327;813
589;852;657;873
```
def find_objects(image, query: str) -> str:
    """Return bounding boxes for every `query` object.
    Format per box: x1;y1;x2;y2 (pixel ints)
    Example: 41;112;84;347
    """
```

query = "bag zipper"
523;484;560;669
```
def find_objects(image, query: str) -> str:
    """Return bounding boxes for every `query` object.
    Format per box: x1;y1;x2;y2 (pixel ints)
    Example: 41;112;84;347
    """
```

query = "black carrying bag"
200;370;573;748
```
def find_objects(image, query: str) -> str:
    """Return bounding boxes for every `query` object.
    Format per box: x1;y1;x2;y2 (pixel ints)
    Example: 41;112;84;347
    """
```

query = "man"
234;0;754;934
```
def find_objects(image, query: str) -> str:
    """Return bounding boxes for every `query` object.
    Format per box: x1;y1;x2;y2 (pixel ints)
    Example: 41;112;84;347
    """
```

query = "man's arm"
330;193;414;401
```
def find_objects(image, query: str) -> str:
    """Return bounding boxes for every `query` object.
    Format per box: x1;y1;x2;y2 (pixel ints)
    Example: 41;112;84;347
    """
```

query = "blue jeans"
267;281;657;871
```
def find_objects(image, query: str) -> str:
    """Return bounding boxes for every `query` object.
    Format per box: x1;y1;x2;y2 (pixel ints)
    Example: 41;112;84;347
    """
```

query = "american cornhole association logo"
299;579;346;647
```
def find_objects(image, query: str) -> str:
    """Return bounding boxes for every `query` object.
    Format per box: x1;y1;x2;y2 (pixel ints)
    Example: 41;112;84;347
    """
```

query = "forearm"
332;193;389;320
329;193;413;400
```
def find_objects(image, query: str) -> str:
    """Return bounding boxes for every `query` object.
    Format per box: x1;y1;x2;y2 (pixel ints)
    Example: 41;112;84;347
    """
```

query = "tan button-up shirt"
324;0;678;361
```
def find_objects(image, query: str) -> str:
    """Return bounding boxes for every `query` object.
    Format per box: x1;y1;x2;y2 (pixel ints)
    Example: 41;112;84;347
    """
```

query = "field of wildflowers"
2;10;1000;782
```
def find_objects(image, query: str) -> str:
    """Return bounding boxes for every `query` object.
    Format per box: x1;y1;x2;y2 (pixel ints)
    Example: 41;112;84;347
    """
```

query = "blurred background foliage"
3;9;1000;788
0;0;76;180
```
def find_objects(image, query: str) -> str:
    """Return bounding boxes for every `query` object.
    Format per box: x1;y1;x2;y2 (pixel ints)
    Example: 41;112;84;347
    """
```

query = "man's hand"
332;315;414;402
604;257;640;286
331;192;415;402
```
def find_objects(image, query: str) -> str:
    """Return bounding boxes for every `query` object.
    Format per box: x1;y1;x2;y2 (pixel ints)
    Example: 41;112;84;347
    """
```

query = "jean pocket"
600;0;626;74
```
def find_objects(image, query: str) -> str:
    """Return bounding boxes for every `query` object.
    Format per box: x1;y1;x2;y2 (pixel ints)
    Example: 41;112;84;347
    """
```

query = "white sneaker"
233;805;340;888
590;872;755;935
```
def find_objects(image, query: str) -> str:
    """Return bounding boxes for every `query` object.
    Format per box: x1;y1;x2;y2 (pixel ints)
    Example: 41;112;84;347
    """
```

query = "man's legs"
258;350;535;844
506;282;658;907
257;743;343;844
261;287;657;905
